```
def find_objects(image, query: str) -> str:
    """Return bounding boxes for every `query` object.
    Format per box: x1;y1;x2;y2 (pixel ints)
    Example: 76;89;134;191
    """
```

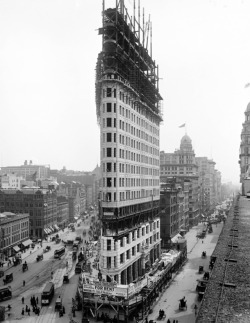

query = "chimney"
24;160;27;166
30;160;32;165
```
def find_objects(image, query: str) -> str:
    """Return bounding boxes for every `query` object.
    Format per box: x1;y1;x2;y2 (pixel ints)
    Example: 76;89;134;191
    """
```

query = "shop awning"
44;228;48;234
46;228;51;234
171;233;183;244
53;224;59;231
55;224;60;230
49;226;54;232
13;245;20;252
21;239;33;247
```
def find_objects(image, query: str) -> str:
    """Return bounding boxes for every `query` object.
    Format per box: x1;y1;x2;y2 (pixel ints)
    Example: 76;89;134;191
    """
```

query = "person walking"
22;296;24;304
194;304;198;316
21;308;25;315
23;280;25;287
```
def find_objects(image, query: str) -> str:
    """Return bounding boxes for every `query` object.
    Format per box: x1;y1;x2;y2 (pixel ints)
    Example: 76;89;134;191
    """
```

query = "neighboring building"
96;1;162;284
0;173;24;189
160;181;180;249
57;198;69;228
57;182;86;222
0;212;30;258
160;135;200;228
1;160;50;181
0;188;57;238
239;103;250;194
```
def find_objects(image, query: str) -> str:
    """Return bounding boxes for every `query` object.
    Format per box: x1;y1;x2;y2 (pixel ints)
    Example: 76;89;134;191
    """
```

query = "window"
107;88;112;97
132;247;135;256
126;250;130;259
107;103;112;112
107;239;111;251
107;118;112;127
120;253;124;263
107;148;112;157
107;133;112;142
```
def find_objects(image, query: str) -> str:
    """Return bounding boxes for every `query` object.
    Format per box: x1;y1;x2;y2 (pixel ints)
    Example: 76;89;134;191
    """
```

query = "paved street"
2;214;96;323
148;222;223;323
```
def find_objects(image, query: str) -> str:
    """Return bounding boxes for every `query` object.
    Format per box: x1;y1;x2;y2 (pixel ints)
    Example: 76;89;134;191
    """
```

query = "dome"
181;134;192;145
180;134;193;151
246;103;250;112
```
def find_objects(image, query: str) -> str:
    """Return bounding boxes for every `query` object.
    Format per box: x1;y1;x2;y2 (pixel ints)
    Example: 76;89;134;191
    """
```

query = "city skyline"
1;0;250;185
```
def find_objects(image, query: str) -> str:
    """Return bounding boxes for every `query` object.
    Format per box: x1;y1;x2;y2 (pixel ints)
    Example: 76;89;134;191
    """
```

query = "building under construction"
79;1;181;322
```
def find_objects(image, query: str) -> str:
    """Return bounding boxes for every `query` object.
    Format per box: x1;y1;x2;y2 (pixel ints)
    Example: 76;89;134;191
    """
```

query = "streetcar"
41;282;54;306
54;247;65;259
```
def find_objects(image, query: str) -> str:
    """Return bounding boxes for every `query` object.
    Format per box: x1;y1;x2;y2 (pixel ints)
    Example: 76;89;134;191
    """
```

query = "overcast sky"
1;0;250;184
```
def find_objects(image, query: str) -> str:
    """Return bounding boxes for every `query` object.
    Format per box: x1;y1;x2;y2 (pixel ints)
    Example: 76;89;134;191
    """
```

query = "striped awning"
21;239;33;247
44;228;48;234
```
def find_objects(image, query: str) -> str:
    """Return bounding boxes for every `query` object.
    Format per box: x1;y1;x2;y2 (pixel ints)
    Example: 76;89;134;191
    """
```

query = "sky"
1;0;250;184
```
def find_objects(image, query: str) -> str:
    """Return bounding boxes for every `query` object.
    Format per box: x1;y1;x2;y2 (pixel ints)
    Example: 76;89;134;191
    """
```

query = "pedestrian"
28;307;30;316
202;240;204;244
21;308;24;315
37;307;40;316
173;320;175;323
167;320;171;323
23;280;25;287
25;305;28;312
36;297;38;305
21;296;24;304
194;304;198;315
63;306;65;314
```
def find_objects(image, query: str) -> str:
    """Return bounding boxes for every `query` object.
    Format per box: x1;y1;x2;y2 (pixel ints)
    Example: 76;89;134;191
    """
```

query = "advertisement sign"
82;281;128;298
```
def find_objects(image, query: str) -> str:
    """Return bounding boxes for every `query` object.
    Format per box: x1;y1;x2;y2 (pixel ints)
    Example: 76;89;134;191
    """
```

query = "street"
147;222;223;323
2;213;96;323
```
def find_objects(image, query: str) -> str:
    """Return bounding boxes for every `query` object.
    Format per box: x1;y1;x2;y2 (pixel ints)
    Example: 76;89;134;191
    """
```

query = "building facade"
239;103;250;194
0;189;57;238
160;135;200;228
0;212;30;258
96;1;162;283
0;173;24;190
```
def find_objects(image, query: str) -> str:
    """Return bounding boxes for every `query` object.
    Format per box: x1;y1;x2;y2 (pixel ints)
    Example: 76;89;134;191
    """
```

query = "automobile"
36;254;43;262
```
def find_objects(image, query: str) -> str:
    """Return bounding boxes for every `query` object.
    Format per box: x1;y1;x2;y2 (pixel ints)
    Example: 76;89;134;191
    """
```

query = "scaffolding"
96;0;163;125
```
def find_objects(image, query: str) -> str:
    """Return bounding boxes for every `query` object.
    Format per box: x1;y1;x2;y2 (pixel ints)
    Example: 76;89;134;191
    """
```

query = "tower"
95;0;163;284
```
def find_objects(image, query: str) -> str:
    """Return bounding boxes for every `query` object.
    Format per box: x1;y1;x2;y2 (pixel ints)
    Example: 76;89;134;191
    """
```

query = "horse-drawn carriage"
198;265;204;274
3;273;13;285
72;251;77;261
196;279;208;301
63;273;69;283
36;254;43;262
203;271;210;280
13;257;22;266
22;262;28;272
201;251;206;258
179;297;187;310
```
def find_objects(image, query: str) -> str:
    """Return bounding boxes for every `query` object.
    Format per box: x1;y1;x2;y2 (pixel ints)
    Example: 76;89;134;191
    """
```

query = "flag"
179;123;185;128
245;83;250;88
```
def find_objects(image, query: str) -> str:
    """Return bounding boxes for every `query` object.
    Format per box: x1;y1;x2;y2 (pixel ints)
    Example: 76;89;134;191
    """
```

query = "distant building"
239;103;250;194
0;188;57;238
57;197;69;228
0;212;30;258
1;160;50;181
160;135;200;227
0;173;24;189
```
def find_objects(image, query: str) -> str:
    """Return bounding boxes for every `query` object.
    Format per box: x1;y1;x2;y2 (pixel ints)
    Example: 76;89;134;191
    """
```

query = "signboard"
82;281;128;298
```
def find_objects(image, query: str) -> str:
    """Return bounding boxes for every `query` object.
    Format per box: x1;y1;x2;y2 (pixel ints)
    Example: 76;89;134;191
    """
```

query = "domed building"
239;102;250;194
160;134;199;230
